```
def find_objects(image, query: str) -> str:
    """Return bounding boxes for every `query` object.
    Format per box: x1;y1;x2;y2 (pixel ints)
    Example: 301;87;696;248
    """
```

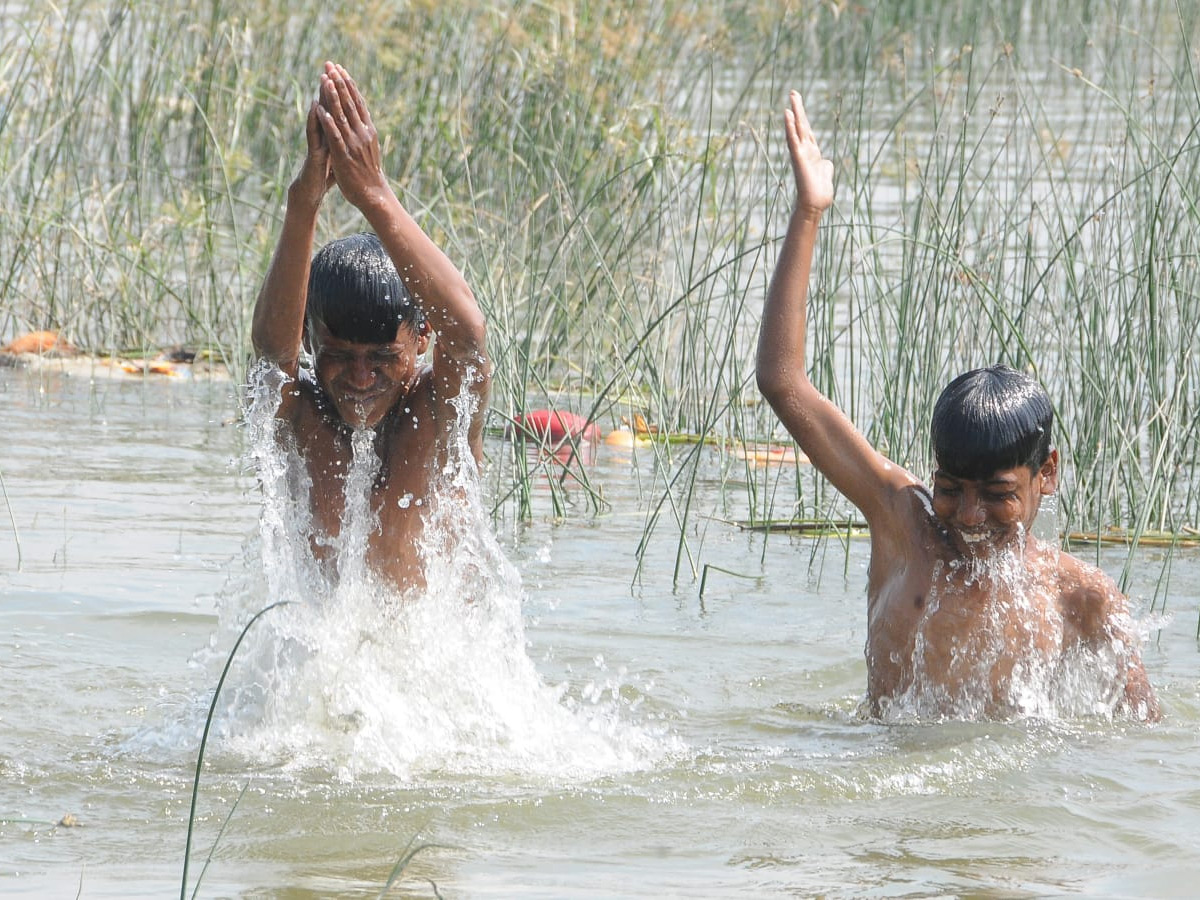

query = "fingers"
304;99;325;150
315;89;347;155
336;64;373;128
782;90;834;212
320;61;368;132
789;90;815;142
783;107;802;157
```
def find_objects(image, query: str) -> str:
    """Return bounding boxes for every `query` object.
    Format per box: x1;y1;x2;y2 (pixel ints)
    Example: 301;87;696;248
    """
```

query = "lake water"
2;361;1198;898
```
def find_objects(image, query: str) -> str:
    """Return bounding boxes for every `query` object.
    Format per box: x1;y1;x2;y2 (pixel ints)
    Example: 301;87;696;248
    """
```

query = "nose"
957;490;986;527
346;356;375;389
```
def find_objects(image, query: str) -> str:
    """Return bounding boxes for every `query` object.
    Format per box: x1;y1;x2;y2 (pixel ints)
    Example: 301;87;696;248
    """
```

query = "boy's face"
310;321;430;428
930;450;1058;557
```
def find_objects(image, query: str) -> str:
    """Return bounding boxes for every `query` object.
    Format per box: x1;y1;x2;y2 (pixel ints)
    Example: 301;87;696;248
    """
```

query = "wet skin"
864;456;1157;719
930;455;1055;558
308;321;429;429
284;331;442;591
251;62;489;593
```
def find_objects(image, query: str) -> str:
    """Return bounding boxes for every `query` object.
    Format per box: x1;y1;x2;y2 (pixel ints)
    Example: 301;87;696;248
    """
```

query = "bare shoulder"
1050;546;1128;639
270;370;350;449
871;477;941;557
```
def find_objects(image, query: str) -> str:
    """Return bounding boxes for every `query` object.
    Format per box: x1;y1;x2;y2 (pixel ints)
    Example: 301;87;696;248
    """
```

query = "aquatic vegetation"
181;598;289;900
1;0;1198;572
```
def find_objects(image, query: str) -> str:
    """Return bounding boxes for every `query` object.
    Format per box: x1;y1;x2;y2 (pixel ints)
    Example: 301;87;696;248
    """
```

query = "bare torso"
864;486;1126;717
282;368;447;589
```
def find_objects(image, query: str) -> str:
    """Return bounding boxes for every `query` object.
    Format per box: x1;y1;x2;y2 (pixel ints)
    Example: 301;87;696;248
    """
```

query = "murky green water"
2;363;1197;898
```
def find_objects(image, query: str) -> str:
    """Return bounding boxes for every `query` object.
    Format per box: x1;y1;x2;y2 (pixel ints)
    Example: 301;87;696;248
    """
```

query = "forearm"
756;205;822;404
362;191;487;365
251;186;322;368
1123;658;1160;722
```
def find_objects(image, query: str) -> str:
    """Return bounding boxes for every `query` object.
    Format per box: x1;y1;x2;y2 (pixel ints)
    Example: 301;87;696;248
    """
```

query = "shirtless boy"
252;62;489;590
756;92;1158;720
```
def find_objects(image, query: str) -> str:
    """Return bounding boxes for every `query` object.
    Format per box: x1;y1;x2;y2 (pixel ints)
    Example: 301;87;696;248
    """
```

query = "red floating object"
512;409;601;444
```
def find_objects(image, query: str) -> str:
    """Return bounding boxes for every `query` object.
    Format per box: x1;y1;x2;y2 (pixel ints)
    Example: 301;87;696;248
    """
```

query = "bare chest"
866;548;1064;714
291;403;441;585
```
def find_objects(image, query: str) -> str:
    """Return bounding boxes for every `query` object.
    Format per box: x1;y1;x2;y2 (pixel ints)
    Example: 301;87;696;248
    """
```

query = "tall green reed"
2;0;1199;574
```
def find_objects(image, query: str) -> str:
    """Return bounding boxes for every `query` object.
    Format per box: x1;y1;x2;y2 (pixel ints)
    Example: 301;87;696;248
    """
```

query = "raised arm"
251;98;334;380
756;92;915;525
315;62;490;449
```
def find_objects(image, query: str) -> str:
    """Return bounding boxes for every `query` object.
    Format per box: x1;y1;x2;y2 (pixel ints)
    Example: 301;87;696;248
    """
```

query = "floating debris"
1065;527;1200;548
1;330;77;356
732;517;870;536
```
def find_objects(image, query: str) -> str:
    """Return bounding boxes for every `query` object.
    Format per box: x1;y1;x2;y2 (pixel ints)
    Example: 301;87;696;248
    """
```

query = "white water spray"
204;361;668;779
881;524;1154;722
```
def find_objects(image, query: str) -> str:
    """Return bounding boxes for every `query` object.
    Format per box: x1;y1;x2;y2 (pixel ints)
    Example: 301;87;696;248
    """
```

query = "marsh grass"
2;0;1199;577
181;599;288;900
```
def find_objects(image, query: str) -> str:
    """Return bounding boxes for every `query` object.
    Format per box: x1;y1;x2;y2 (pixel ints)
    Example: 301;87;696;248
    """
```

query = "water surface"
1;364;1197;898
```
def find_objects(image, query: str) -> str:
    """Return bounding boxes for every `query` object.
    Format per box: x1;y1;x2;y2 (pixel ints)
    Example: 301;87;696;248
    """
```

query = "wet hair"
930;364;1053;480
305;232;425;344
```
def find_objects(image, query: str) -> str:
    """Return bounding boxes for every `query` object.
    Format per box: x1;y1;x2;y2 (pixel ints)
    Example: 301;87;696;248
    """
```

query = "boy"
251;62;489;590
756;92;1158;720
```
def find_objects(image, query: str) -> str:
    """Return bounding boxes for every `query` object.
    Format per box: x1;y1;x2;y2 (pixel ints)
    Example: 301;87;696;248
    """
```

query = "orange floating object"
730;442;807;466
603;428;652;448
628;413;659;435
2;330;76;355
119;360;181;376
512;409;601;444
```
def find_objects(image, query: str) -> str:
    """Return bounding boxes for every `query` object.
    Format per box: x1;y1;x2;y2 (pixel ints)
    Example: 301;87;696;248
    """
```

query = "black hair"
930;364;1053;480
305;232;425;344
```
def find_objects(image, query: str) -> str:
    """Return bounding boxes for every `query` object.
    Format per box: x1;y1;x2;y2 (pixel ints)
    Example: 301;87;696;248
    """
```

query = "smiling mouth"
957;530;992;544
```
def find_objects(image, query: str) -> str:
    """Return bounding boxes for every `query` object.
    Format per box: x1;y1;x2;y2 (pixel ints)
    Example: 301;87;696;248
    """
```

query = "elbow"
250;318;270;359
756;361;795;413
249;319;279;363
456;287;488;355
438;281;489;366
756;365;780;405
461;298;487;354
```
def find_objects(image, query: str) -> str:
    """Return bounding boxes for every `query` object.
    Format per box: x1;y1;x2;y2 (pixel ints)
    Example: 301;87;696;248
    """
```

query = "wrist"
286;179;324;215
354;184;403;221
792;206;830;229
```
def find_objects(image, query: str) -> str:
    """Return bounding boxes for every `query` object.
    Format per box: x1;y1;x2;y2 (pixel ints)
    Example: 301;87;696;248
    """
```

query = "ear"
1038;448;1059;495
416;321;431;354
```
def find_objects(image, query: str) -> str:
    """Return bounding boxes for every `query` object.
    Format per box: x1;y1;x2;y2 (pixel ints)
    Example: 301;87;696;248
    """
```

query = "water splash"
204;361;669;780
880;525;1152;723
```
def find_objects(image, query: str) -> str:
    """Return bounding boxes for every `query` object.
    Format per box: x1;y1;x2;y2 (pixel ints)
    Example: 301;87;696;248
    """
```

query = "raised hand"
316;61;391;212
784;91;834;216
290;98;336;209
